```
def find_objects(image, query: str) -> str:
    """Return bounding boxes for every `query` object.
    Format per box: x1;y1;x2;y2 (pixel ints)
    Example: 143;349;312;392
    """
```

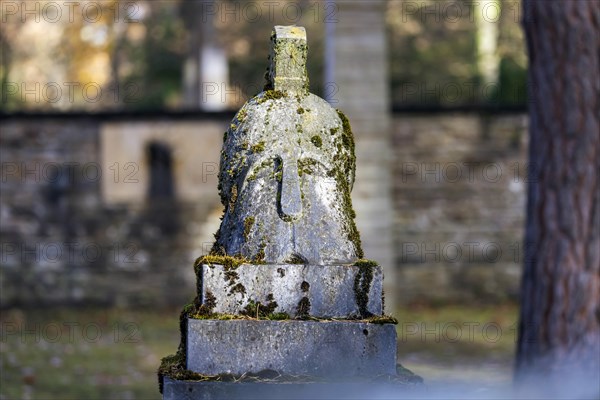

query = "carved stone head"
212;26;363;265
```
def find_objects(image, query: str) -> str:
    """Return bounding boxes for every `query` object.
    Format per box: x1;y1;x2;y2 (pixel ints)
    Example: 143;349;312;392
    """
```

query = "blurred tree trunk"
516;0;599;387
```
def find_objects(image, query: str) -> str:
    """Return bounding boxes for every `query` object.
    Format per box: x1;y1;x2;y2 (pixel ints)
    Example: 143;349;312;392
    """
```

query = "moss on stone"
353;259;377;317
272;159;283;182
236;107;248;123
296;296;311;317
159;353;311;392
251;141;265;153
189;311;291;322
158;354;415;393
159;359;327;392
354;259;379;268
311;135;322;148
367;315;398;325
224;269;239;285
247;158;275;182
267;312;291;320
195;254;247;271
257;90;286;104
241;298;279;318
186;311;397;325
229;283;246;296
285;253;307;264
301;281;310;292
253;244;266;263
297;158;318;177
196;255;248;293
228;184;238;212
243;216;255;242
335;109;356;179
333;169;363;258
202;291;217;312
297;107;305;114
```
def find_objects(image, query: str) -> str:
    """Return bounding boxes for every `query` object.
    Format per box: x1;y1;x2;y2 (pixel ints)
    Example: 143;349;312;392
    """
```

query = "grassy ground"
0;304;519;399
0;308;180;400
396;304;518;390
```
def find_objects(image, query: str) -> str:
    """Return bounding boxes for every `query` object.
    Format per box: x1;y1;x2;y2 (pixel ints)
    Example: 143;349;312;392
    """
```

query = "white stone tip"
274;25;306;41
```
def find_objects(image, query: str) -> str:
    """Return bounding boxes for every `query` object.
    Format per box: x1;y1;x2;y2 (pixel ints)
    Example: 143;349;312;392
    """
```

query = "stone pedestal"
199;263;383;318
158;25;415;399
187;319;396;376
160;259;405;399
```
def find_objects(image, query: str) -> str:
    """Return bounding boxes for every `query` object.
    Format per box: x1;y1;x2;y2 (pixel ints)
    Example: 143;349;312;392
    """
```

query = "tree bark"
516;0;600;390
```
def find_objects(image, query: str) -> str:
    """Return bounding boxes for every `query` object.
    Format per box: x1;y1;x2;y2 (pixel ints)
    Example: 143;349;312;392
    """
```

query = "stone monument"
158;26;420;399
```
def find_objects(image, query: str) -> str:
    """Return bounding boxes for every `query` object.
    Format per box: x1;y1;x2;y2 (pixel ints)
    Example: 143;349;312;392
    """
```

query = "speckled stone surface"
199;263;383;318
186;319;397;377
211;25;362;265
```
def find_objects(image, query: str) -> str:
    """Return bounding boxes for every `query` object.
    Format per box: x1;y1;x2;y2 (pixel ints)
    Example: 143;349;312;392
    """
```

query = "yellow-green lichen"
368;315;398;325
257;90;286;104
251;141;265;153
195;255;247;273
243;216;255;241
228;184;238;212
254;244;266;263
247;159;275;182
271;159;283;182
297;158;318;177
236;107;248;123
194;255;249;295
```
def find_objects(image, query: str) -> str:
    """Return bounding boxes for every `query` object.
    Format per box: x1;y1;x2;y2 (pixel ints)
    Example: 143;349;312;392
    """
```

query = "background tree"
516;0;599;392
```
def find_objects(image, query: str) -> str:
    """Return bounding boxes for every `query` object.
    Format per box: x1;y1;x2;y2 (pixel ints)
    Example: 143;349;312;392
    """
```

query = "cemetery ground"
1;303;518;399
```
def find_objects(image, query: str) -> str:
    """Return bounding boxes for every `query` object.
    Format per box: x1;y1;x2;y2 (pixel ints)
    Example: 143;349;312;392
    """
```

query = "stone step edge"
161;375;424;399
186;314;398;324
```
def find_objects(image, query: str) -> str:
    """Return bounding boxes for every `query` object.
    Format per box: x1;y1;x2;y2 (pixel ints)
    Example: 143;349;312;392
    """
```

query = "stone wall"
0;111;527;308
0;115;229;308
392;112;528;304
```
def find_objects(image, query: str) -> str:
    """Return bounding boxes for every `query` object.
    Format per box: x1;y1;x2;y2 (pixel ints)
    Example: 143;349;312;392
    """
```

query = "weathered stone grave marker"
158;25;419;399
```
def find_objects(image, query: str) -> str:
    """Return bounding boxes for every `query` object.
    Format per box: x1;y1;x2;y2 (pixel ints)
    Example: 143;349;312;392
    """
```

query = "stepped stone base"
199;263;383;318
162;378;421;400
187;319;396;377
